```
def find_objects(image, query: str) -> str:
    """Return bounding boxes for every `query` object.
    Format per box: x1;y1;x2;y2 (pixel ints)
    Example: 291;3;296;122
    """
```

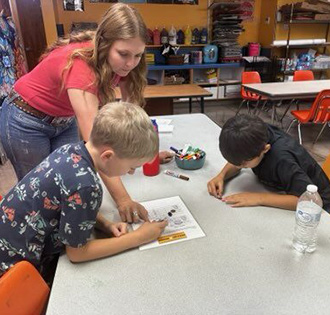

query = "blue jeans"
0;97;79;180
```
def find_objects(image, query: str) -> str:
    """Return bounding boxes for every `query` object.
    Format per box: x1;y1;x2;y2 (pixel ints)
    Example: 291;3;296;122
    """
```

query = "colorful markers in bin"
170;145;205;161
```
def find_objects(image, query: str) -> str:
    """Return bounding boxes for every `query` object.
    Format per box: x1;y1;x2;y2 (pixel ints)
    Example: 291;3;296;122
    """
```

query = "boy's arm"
222;192;298;210
208;162;241;198
94;213;127;237
65;221;167;263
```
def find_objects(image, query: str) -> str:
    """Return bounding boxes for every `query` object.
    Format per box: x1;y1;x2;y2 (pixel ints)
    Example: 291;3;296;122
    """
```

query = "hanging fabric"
7;17;27;80
0;12;27;105
0;11;27;165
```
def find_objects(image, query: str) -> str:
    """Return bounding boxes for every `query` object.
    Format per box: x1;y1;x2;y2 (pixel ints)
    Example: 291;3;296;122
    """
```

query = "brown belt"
8;91;50;119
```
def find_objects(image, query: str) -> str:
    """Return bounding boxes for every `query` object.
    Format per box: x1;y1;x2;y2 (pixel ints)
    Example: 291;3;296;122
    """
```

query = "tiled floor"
0;98;329;196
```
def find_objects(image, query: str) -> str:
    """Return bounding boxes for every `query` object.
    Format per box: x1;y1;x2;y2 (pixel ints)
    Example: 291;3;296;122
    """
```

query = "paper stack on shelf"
272;38;326;46
210;0;243;62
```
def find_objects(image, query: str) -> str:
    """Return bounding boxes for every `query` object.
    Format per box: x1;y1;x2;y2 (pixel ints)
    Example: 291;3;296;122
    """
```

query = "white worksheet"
155;118;174;133
132;196;205;250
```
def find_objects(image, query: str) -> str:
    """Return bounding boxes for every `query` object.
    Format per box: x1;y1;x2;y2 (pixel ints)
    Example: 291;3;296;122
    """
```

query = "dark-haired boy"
207;114;330;212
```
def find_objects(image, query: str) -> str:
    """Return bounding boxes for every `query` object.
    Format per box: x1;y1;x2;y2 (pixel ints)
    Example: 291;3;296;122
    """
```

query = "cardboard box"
296;1;330;13
308;0;330;6
314;13;330;19
146;53;155;65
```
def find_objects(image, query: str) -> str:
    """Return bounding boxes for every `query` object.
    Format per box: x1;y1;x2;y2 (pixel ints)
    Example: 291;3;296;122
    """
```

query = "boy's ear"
263;144;271;154
100;149;115;161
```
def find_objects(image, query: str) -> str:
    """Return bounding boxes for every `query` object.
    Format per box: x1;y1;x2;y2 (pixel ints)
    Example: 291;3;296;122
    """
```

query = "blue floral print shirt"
0;142;103;274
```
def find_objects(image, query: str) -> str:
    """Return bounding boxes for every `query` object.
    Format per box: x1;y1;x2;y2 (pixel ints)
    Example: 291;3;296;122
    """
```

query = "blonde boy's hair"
90;102;158;160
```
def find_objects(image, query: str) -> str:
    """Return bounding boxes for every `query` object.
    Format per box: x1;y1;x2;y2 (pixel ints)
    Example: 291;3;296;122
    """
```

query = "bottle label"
296;210;321;224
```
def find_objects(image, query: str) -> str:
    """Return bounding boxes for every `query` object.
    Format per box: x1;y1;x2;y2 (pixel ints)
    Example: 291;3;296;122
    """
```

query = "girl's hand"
117;198;149;223
159;151;174;164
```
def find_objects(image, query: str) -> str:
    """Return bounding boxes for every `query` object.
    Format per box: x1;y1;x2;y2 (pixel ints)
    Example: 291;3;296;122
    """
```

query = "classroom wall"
276;0;328;41
40;0;58;45
258;0;277;47
238;0;262;46
51;0;261;45
53;0;208;35
46;0;328;50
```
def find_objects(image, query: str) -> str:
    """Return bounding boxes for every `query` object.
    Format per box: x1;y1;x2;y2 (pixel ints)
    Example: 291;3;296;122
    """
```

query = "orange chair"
322;152;330;180
293;70;314;82
286;89;330;144
280;70;316;123
236;71;267;115
0;261;50;315
293;70;315;111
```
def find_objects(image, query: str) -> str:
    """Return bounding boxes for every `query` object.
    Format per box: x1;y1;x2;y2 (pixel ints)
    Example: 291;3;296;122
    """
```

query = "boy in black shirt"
207;114;330;212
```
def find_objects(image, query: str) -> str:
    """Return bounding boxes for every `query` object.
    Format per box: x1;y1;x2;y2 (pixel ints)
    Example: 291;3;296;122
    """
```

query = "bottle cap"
307;184;318;193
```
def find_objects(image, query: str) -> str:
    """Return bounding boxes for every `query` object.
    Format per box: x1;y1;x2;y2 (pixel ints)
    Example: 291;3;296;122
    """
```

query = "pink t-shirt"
15;42;100;117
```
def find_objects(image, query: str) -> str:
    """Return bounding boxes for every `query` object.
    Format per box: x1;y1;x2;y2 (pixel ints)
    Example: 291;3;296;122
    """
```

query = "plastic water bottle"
184;25;192;45
160;27;168;45
143;120;160;176
200;27;208;44
153;27;160;45
169;25;177;46
177;29;185;45
292;185;323;253
191;28;200;44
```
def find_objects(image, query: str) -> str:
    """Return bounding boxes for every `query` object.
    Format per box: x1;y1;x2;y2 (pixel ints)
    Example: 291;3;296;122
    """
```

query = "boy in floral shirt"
0;102;167;280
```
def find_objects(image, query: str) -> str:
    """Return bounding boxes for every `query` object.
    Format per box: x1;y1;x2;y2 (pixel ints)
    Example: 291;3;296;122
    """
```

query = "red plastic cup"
143;153;160;176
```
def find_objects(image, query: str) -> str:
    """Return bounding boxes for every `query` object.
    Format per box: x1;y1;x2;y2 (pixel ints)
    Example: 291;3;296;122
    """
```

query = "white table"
46;114;330;315
243;80;330;123
243;80;330;101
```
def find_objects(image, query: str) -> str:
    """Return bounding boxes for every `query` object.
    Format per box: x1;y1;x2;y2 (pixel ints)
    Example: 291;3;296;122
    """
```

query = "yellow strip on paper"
157;231;187;244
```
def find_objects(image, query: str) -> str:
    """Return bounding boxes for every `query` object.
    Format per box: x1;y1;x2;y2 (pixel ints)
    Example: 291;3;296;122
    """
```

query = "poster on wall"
90;0;117;2
173;0;198;4
63;0;84;11
120;0;146;3
90;0;199;4
240;0;255;21
90;0;118;2
146;0;173;3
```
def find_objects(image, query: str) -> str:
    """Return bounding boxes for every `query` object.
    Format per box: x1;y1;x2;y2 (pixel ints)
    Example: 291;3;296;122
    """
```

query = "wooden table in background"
116;84;212;115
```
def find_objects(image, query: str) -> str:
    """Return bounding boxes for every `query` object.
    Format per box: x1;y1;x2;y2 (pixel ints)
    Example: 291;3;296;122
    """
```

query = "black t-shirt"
252;125;330;213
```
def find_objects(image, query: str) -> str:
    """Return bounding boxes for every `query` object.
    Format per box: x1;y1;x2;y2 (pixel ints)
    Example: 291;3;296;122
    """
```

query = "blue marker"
170;146;179;153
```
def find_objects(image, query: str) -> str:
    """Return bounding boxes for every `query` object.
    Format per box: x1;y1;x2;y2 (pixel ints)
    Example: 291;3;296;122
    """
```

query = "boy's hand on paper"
117;199;149;223
110;222;128;237
222;192;262;207
159;150;174;164
136;221;168;244
207;175;224;199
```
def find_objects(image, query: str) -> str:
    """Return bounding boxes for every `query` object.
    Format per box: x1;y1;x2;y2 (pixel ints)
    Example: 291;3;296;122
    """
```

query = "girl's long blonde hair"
40;3;148;107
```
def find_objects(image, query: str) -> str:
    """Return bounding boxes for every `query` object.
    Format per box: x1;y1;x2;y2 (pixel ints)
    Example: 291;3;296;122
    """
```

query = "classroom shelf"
273;3;330;81
147;62;244;100
280;20;330;24
147;63;241;71
272;42;330;48
146;44;206;48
